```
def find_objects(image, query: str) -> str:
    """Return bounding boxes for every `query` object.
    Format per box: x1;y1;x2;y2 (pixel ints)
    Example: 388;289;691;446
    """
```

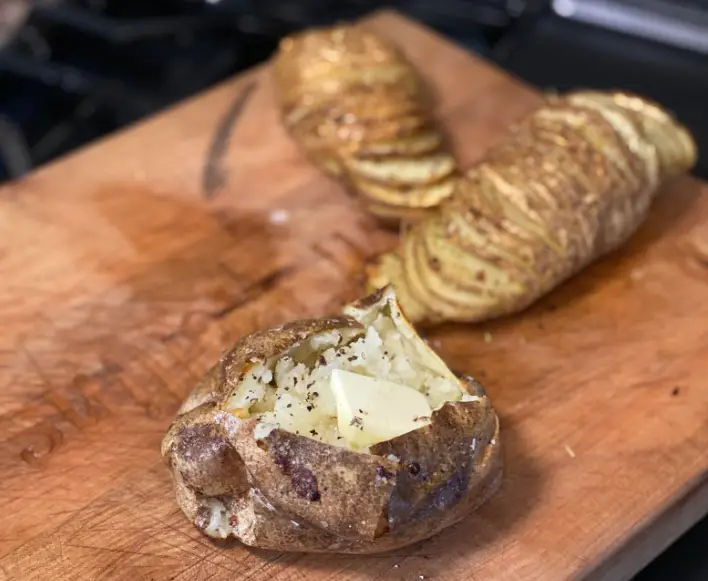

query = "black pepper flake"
312;391;319;398
347;356;357;362
349;416;363;427
287;403;292;408
284;386;290;391
383;351;389;356
408;462;421;475
307;405;314;412
309;429;318;436
318;355;327;366
293;377;298;385
413;415;430;422
306;381;315;389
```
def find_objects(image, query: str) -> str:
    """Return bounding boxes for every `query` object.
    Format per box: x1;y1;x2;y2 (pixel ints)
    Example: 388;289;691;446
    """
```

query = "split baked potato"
162;287;501;553
368;90;697;323
273;24;458;224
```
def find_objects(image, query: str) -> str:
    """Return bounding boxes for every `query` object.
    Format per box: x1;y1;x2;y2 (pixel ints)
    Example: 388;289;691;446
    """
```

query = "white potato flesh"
225;287;466;451
330;369;432;448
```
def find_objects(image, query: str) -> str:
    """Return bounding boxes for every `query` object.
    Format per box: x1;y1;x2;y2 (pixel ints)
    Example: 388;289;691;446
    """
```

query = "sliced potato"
344;153;456;186
367;91;697;324
354;130;443;157
352;174;456;209
274;24;458;224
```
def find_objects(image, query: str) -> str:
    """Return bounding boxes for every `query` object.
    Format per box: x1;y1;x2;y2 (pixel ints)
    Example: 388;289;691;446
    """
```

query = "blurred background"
1;0;708;186
0;0;706;579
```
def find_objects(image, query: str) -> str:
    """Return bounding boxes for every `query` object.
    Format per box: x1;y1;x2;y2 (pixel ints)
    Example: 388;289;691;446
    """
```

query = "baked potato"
367;91;697;324
273;24;458;224
161;286;501;553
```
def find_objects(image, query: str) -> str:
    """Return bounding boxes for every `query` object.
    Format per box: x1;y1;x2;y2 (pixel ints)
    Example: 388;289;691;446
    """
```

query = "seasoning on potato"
367;91;697;324
273;24;458;224
162;286;501;553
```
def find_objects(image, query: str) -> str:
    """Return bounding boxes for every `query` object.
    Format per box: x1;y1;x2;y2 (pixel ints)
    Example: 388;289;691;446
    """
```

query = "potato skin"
162;305;501;553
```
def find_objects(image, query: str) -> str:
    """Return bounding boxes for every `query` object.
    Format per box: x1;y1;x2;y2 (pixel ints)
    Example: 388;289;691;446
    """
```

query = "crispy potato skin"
162;302;501;553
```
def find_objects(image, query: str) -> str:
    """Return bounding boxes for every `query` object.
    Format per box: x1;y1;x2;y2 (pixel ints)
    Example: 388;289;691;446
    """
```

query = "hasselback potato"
367;91;697;324
274;24;458;224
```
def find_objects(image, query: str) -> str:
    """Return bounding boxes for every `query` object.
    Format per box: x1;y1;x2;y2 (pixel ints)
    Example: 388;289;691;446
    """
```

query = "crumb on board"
564;444;576;458
269;209;290;224
483;332;492;344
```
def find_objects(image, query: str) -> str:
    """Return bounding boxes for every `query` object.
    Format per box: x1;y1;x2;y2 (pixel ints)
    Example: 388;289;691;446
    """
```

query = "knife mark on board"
202;80;258;199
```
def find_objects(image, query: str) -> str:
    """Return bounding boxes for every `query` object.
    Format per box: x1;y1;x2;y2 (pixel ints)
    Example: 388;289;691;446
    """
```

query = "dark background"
0;2;706;578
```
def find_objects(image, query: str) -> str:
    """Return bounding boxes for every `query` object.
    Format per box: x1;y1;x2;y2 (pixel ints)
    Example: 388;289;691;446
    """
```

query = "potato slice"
354;130;443;157
344;153;455;186
352;175;456;209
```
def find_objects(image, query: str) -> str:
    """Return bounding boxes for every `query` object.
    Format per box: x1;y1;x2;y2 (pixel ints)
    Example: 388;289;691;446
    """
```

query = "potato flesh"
225;296;464;451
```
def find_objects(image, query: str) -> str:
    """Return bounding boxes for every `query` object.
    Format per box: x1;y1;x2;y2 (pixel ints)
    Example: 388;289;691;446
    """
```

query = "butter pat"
330;369;432;448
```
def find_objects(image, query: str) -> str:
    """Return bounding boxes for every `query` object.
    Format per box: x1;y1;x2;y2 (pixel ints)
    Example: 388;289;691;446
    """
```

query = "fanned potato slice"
344;153;456;186
354;130;443;157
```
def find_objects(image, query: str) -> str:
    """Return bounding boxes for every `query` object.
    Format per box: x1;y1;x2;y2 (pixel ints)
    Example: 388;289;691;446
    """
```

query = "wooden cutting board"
1;10;707;581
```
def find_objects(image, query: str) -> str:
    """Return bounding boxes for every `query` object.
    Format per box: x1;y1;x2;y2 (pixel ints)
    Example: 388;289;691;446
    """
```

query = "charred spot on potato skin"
376;465;394;480
269;440;321;501
350;286;388;309
194;505;212;531
274;453;293;475
408;462;421;476
428;470;470;512
291;466;321;501
177;424;226;461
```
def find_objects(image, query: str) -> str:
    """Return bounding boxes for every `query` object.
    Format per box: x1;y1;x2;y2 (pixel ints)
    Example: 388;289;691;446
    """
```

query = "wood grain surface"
1;10;707;581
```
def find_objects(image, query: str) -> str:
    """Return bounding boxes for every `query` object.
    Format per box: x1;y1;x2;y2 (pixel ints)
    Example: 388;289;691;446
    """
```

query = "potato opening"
224;288;471;451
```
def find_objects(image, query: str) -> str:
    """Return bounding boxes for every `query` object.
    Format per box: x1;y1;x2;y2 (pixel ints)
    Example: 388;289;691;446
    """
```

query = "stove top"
0;0;517;183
